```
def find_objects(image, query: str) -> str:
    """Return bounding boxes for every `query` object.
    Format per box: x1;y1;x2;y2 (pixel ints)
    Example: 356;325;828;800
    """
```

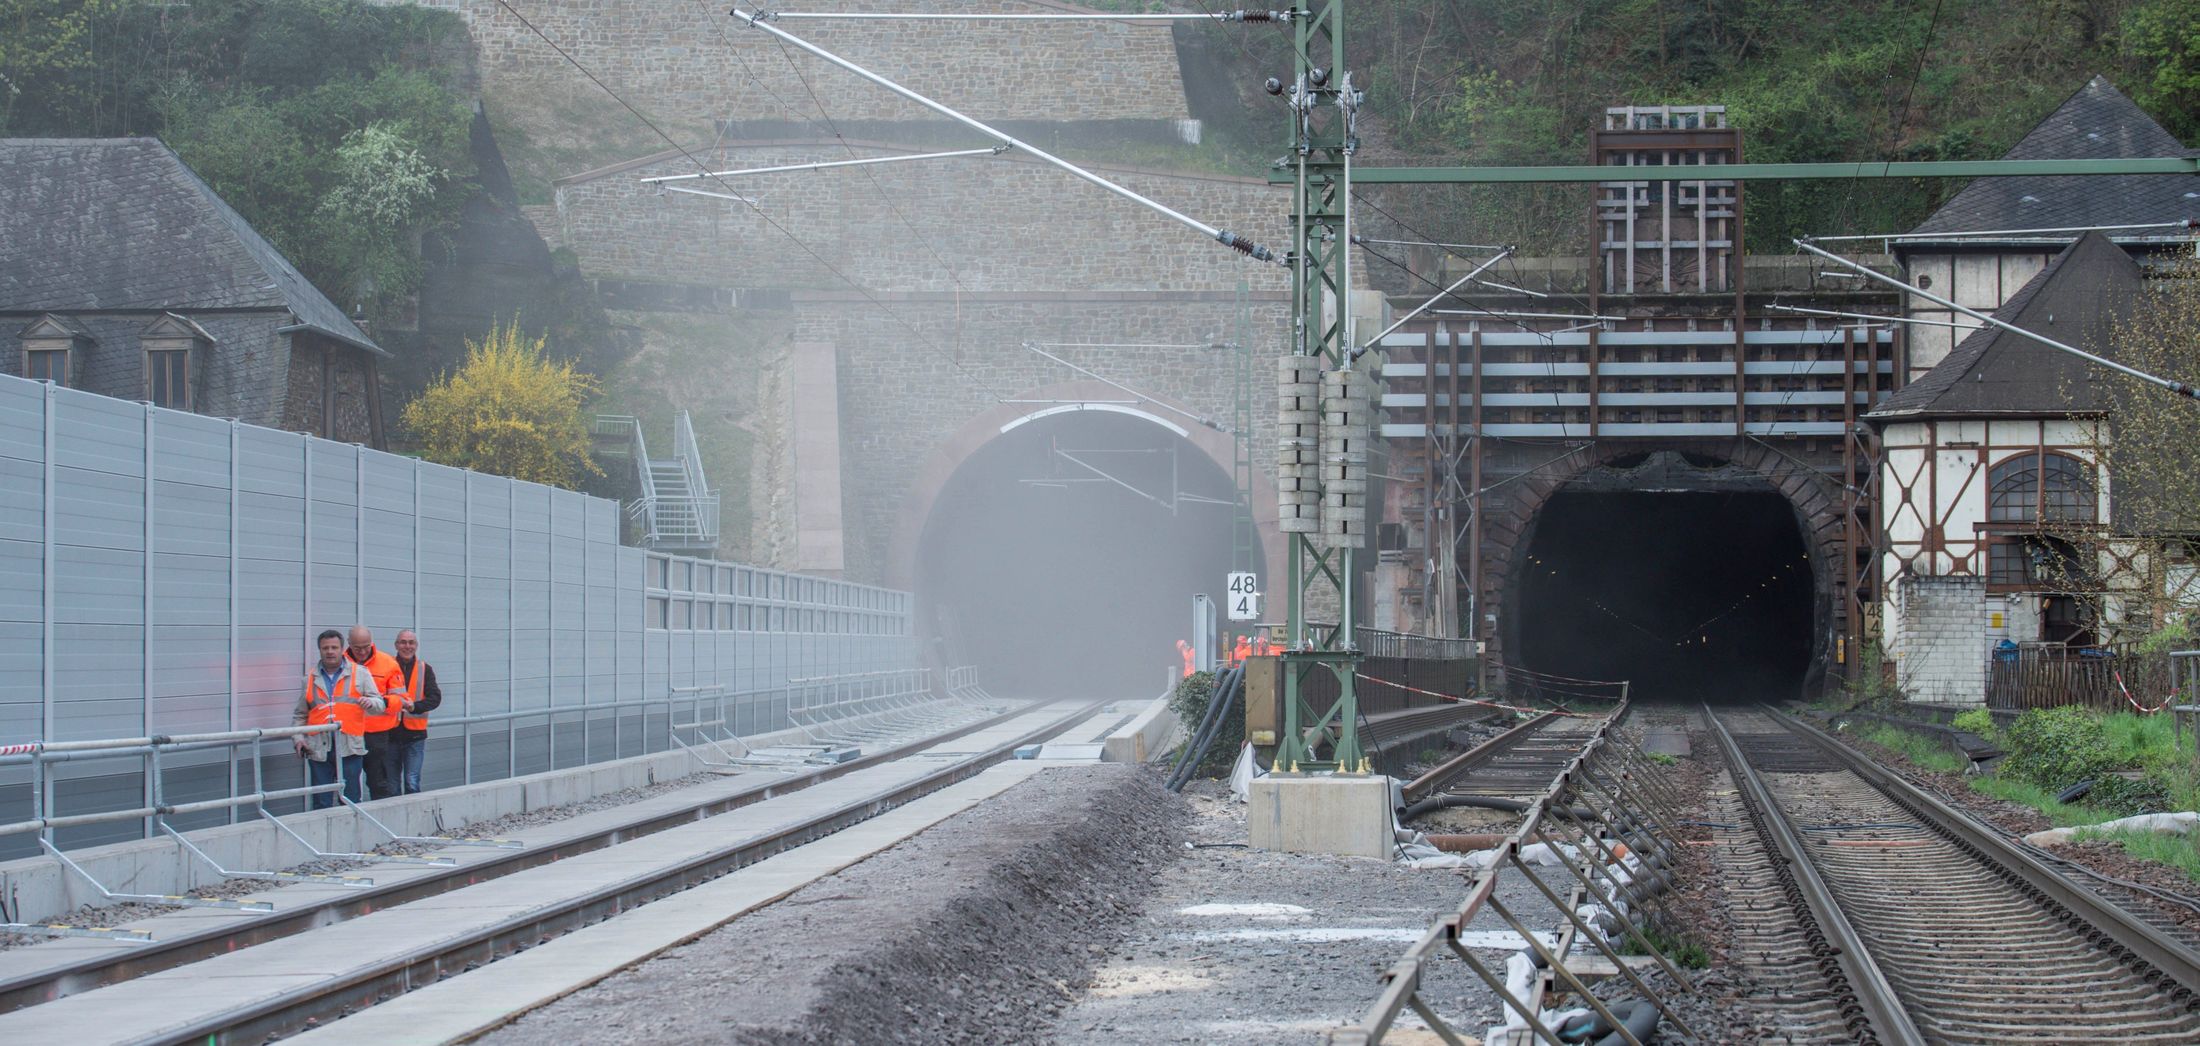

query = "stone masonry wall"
554;142;1288;294
797;294;1291;581
377;0;1191;127
1890;573;1986;706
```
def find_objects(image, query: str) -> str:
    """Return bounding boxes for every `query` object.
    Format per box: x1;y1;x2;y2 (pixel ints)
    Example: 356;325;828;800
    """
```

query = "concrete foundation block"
1248;774;1393;858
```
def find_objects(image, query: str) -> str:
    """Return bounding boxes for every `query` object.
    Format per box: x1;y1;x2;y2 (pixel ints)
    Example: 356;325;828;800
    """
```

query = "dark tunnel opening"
915;410;1247;700
1513;490;1815;703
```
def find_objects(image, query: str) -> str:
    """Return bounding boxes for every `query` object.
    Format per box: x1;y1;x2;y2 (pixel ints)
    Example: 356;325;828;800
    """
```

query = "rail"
1;667;974;855
1331;697;1703;1045
0;681;1033;1016
148;698;1102;1042
1771;708;2200;995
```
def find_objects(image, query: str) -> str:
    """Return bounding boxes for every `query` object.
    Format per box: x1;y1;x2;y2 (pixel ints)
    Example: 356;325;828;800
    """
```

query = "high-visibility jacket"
396;658;430;731
351;646;405;732
1231;636;1252;665
1177;641;1196;678
306;662;377;736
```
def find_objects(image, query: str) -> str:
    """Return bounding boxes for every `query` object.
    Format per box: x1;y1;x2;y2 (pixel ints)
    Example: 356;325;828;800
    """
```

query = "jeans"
394;736;427;794
307;752;365;809
363;733;402;800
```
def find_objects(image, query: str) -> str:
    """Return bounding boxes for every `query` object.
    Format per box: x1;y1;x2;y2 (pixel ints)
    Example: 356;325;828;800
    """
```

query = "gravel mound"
480;764;1187;1045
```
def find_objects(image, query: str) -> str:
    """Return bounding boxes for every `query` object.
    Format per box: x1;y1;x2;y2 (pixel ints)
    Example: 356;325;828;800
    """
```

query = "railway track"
0;698;1106;1044
1400;707;1612;811
1711;704;2200;1044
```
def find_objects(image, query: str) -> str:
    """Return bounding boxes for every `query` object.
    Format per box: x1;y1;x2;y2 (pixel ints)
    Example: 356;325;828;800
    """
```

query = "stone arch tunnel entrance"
911;402;1264;701
1501;453;1826;703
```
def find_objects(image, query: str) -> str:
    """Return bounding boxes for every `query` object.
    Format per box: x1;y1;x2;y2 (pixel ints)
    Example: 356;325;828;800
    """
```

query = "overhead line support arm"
728;5;1282;265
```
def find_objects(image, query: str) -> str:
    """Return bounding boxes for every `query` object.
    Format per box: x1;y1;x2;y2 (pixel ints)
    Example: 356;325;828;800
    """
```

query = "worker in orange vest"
1177;639;1196;679
1230;634;1253;667
347;625;407;801
293;629;386;808
389;629;444;795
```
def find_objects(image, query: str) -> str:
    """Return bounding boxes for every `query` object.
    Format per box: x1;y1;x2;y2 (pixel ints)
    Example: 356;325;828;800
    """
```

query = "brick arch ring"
1477;438;1852;691
885;380;1288;609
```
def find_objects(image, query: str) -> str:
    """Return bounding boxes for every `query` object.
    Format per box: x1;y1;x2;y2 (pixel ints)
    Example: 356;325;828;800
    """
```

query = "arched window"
1988;452;2095;524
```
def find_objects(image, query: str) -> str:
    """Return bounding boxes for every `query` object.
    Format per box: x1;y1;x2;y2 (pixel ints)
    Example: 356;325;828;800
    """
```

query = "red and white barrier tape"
1353;673;1611;719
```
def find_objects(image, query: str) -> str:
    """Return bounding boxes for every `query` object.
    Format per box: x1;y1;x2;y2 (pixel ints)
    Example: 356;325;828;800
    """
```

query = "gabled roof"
18;314;89;342
0;138;383;356
1908;76;2199;238
1868;232;2144;419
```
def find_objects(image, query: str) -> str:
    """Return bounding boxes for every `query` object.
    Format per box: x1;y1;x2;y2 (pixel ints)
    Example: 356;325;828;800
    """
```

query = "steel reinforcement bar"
1330;699;1706;1045
0;697;1042;1015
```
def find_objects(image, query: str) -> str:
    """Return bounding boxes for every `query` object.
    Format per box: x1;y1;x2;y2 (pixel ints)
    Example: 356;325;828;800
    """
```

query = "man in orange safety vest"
388;629;443;795
347;625;406;801
293;629;385;808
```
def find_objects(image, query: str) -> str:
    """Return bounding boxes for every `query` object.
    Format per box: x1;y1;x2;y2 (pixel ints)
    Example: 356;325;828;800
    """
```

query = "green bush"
2000;707;2117;791
1951;708;1997;740
1996;707;2178;816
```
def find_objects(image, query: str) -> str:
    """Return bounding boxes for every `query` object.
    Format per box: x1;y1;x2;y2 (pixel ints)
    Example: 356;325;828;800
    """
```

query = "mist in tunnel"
914;409;1244;700
1513;490;1814;702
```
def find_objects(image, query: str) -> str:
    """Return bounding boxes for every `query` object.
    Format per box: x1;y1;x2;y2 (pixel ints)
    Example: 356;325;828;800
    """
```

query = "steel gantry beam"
1268;156;2200;184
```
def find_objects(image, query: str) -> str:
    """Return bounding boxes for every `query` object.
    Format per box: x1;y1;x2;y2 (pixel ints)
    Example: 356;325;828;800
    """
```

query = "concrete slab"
0;704;1087;1044
1102;693;1181;763
1642;728;1691;757
0;698;992;927
283;763;1051;1046
1247;775;1394;859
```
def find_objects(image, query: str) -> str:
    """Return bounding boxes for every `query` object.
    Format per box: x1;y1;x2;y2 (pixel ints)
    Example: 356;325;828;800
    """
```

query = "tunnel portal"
1512;488;1816;703
914;407;1246;701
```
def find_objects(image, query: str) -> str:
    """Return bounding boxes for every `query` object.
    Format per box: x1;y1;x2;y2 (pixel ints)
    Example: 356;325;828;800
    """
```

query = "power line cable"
485;0;1014;401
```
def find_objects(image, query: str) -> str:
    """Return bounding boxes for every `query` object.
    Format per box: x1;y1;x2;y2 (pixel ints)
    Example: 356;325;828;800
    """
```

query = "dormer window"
18;314;87;387
140;312;212;411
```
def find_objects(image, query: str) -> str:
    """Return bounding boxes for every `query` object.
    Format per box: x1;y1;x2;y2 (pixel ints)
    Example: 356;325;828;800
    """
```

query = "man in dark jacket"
389;629;444;795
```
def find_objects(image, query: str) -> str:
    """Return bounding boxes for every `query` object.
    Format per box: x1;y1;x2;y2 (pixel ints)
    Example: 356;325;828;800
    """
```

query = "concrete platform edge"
0;699;985;925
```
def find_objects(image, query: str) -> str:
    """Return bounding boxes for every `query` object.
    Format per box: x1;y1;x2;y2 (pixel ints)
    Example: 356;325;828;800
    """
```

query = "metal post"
142;407;155;840
228;421;241;823
463;474;473;784
40;382;56;849
1274;0;1368;774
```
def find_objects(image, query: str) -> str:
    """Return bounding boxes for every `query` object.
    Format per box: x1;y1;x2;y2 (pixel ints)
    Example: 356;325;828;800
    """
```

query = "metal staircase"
592;411;720;555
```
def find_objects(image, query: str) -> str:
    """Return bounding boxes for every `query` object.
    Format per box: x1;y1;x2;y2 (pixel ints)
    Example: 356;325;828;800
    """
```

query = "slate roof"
1868;232;2144;419
1907;77;2199;238
0;138;383;356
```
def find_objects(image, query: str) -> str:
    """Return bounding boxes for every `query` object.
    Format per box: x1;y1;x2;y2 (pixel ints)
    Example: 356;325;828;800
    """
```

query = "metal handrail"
596;414;661;543
0;724;342;842
2;667;951;853
1307;623;1479;660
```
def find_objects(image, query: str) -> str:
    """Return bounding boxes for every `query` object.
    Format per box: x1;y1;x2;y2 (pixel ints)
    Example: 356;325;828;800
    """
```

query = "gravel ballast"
477;764;1188;1046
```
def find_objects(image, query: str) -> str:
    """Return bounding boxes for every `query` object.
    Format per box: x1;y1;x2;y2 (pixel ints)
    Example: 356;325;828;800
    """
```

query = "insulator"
1216;230;1274;263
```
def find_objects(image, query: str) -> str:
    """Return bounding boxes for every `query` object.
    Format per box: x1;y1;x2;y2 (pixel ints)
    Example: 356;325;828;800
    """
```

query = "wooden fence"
1985;643;2177;714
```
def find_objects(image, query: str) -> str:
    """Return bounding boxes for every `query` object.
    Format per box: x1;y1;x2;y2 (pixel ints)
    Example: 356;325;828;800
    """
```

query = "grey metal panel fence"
0;375;916;857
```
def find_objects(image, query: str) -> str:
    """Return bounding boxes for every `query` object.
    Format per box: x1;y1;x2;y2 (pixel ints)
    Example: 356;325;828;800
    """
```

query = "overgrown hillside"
2;0;479;317
1186;0;2200;250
